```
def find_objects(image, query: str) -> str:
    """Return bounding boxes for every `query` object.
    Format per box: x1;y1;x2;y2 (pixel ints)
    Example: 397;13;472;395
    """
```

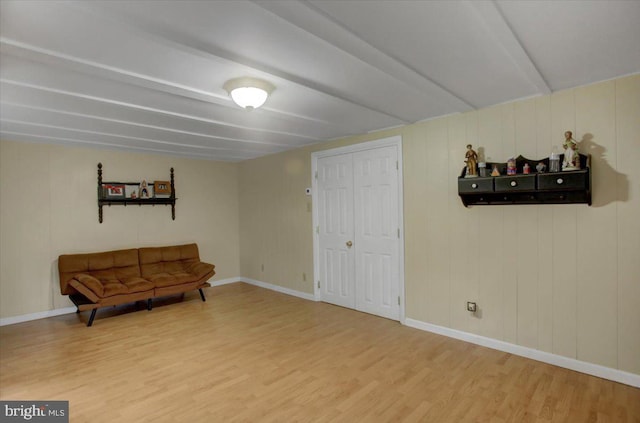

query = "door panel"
317;154;355;309
354;146;400;320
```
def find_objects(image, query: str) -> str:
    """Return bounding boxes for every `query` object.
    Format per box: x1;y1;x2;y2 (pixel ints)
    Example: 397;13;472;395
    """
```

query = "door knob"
346;240;353;248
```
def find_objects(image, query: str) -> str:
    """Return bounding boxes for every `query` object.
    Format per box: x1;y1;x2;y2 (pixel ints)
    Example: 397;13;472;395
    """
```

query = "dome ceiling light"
223;77;275;110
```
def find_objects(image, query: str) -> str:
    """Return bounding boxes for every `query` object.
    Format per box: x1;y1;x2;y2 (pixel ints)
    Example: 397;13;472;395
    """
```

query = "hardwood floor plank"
1;282;638;422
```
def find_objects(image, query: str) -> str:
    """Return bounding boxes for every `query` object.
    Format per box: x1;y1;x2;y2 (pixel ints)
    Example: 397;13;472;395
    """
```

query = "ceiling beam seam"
466;0;551;94
0;118;265;155
0;101;296;150
0;130;250;161
0;78;318;143
256;0;476;111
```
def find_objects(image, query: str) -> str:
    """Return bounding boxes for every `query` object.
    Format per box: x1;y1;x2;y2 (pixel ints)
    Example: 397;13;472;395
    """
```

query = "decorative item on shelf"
154;181;171;198
562;130;580;171
536;162;546;173
549;148;561;172
491;165;501;176
125;184;139;199
506;158;517;175
104;184;125;199
478;162;487;177
523;163;530;174
464;144;478;178
139;180;153;199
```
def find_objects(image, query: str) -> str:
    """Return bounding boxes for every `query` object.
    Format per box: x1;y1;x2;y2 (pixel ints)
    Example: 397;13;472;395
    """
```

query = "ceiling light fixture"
223;77;275;110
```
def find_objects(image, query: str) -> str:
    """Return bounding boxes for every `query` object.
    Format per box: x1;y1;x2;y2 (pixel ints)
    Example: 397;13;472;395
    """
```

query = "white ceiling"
1;0;639;162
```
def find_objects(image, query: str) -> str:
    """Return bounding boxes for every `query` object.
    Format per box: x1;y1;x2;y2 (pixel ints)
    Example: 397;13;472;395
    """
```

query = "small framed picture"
104;184;125;199
154;180;171;198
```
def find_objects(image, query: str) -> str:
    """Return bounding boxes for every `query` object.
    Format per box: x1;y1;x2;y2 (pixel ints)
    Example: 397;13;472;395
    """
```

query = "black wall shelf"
458;154;591;207
97;163;176;223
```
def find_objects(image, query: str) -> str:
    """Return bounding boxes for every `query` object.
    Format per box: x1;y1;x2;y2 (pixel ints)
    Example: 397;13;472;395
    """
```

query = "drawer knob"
510;181;517;187
556;178;564;185
471;183;478;189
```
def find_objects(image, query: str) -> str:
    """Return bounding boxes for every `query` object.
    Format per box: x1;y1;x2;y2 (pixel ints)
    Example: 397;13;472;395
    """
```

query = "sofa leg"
199;288;206;302
87;309;97;327
147;298;152;311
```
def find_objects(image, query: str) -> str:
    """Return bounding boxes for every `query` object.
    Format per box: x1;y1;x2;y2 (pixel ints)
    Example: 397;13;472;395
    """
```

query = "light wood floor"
1;282;638;422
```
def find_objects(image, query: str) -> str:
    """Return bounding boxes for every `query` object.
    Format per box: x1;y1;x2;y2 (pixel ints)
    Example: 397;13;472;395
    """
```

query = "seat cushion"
147;272;198;288
73;274;153;298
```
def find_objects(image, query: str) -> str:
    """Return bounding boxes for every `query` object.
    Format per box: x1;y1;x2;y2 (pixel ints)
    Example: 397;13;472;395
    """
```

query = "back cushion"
138;244;200;278
58;248;140;295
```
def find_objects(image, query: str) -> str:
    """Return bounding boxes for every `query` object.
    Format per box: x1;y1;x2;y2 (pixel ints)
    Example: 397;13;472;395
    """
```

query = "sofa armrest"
71;274;104;298
186;261;215;279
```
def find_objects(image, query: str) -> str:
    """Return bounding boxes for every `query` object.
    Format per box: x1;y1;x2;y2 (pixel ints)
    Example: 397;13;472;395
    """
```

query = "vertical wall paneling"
476;106;504;340
501;103;518;344
402;125;429;322
575;81;618;368
615;75;640;375
515;98;540;349
550;89;578;359
425;119;451;326
448;114;471;332
535;95;554;353
464;111;483;335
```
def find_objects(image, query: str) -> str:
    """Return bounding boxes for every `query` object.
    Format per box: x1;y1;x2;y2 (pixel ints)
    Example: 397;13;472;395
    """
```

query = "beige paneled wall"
238;75;640;375
408;75;639;374
0;141;240;318
238;129;402;293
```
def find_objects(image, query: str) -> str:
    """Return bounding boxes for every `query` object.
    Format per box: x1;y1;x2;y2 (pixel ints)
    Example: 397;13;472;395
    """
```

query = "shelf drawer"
537;170;588;190
494;175;536;192
458;177;494;193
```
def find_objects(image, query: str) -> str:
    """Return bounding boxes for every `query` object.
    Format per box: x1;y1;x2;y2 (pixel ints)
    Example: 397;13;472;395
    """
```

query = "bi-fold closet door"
316;145;401;321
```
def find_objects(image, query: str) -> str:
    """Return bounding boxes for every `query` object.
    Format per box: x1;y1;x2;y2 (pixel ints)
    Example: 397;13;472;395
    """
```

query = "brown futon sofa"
58;243;215;326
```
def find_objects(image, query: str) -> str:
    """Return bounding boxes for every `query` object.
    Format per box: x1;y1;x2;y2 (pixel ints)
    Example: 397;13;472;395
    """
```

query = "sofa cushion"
73;274;154;298
147;271;199;288
59;248;140;296
139;244;202;279
74;274;104;297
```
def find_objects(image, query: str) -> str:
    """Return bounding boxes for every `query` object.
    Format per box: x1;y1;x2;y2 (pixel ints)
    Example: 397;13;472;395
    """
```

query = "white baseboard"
209;277;241;287
0;306;77;327
0;276;314;327
404;318;640;388
239;277;317;302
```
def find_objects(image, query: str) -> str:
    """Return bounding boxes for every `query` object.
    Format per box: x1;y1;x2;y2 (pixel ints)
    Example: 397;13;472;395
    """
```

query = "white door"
316;145;400;320
317;154;355;309
353;146;400;320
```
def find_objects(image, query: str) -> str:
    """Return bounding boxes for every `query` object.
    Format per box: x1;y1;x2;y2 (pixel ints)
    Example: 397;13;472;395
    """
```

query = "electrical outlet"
466;301;477;313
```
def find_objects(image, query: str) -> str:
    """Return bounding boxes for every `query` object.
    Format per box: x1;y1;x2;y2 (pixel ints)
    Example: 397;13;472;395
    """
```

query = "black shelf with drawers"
458;154;591;207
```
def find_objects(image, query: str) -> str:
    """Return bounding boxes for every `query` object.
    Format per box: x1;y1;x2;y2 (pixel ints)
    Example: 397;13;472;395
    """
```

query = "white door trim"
311;135;405;324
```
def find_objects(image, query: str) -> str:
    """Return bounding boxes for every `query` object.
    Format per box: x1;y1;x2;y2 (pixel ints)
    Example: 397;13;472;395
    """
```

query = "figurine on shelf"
464;144;478;178
491;165;501;176
536;162;546;173
507;158;517;175
130;190;137;199
523;163;530;174
562;130;580;171
139;180;150;199
478;162;487;177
